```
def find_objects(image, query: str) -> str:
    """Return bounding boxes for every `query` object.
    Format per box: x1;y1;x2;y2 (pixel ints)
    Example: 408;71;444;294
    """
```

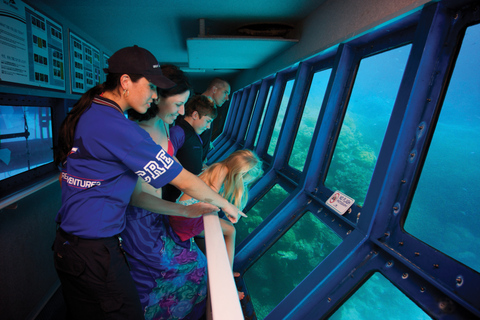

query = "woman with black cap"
52;45;245;320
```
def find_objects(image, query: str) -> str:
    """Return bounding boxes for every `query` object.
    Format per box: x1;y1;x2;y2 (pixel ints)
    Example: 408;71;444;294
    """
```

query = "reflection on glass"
288;69;331;171
254;86;273;148
330;273;430;319
405;25;480;272
237;184;289;244
245;211;342;320
325;45;411;206
0;106;53;180
267;80;294;155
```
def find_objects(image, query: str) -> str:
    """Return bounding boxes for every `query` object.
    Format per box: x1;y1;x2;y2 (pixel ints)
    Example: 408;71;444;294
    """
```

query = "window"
0;106;53;181
404;24;480;272
325;45;412;206
288;69;331;171
267;80;294;155
330;273;430;319
244;89;260;141
254;86;273;148
237;184;289;244
244;211;342;320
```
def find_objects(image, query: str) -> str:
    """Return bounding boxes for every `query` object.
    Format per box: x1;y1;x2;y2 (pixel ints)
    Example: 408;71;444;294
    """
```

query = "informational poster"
0;0;65;90
69;32;101;94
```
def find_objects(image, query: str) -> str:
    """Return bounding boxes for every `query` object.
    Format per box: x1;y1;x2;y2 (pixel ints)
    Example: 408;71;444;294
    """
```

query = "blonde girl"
169;149;263;269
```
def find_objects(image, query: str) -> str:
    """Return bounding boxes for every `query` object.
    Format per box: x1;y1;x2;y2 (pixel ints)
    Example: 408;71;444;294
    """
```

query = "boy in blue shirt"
163;95;217;202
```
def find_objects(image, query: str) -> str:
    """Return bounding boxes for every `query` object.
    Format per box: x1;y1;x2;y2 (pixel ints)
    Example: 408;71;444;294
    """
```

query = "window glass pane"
288;69;331;171
0;106;53;180
245;211;342;320
404;25;480;272
244;89;260;141
237;184;289;244
267;80;294;155
254;86;273;148
330;273;430;320
325;45;411;206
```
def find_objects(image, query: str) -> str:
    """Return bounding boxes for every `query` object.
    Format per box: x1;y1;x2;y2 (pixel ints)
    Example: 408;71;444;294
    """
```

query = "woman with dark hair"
52;47;244;320
122;65;212;320
127;64;192;156
127;64;192;123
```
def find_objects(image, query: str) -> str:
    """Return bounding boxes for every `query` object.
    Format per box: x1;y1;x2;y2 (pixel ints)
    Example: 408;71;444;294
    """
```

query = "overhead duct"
187;19;298;69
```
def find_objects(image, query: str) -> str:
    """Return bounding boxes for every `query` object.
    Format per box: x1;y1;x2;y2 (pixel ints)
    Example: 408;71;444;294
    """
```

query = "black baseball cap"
104;45;176;89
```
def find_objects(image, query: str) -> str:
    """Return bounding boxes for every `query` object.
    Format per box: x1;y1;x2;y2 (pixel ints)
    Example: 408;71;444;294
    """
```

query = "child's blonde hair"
200;149;262;210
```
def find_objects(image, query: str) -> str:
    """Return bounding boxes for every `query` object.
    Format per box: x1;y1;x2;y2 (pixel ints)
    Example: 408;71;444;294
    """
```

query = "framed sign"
0;0;65;90
69;32;101;93
102;53;110;83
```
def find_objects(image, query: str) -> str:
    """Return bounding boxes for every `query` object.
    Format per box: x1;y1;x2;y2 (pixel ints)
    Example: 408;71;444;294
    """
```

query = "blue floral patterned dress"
121;205;207;320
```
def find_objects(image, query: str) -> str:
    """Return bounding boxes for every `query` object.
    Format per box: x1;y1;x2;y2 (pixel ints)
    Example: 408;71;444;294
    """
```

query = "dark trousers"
53;228;143;320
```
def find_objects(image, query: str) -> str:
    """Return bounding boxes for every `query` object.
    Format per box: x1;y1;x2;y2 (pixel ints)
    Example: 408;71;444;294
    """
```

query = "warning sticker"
326;190;354;215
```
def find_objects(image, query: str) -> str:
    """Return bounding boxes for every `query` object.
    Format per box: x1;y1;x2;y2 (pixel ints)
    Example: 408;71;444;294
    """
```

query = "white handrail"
203;212;244;320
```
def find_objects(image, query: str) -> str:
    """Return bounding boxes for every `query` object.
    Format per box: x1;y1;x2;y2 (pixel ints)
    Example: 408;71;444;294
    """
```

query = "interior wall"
0;181;62;319
232;0;432;90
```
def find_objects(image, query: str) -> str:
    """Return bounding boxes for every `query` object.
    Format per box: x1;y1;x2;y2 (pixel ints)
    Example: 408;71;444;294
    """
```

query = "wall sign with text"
69;32;101;94
0;0;65;90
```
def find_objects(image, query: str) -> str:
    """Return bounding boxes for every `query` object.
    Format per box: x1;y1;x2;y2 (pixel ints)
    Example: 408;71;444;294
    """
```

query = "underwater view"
0;106;53;180
235;24;479;319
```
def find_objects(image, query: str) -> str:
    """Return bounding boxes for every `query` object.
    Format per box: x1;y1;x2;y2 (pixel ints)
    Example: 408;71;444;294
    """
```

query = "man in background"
201;78;231;162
